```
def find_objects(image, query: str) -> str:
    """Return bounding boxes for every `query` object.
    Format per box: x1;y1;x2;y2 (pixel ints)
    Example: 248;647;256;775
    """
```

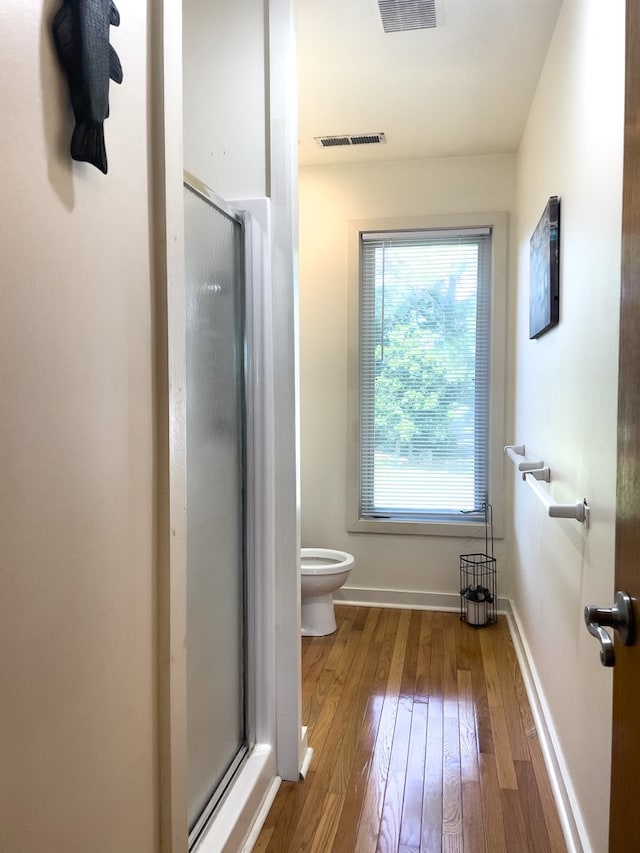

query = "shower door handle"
584;591;635;667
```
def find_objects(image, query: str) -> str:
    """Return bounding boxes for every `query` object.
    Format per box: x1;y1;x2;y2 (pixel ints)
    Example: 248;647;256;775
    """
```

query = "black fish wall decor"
52;0;124;175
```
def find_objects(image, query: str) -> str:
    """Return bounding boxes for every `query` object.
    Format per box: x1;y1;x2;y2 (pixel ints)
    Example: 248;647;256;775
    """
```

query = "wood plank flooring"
255;606;567;853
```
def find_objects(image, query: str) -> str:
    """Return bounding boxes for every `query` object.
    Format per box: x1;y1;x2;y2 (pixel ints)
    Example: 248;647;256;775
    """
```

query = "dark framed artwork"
529;195;560;339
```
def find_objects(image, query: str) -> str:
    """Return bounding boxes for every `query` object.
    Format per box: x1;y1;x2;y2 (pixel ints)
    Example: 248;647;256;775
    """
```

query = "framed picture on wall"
529;195;560;339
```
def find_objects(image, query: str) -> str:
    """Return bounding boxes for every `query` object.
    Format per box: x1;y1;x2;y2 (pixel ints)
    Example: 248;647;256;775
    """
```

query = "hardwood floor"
254;606;567;853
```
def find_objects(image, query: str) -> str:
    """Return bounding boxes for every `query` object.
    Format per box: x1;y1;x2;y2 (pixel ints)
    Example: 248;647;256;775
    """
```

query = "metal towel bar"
504;444;590;527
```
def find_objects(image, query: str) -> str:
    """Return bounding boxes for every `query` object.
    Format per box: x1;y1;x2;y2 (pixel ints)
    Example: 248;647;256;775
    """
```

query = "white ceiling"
295;0;563;167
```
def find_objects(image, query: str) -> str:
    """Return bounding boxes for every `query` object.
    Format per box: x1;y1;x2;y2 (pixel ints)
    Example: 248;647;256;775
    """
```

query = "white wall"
513;0;624;850
299;154;516;598
183;0;267;199
0;1;158;851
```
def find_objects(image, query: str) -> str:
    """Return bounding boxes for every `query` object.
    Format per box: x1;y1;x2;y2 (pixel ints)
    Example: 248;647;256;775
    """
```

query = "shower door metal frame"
184;173;257;850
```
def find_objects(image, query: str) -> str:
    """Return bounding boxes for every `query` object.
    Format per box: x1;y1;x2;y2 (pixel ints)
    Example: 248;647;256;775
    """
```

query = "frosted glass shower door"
184;182;247;840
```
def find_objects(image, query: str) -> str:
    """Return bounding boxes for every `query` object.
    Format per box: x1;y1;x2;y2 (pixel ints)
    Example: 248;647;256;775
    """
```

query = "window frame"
346;212;508;538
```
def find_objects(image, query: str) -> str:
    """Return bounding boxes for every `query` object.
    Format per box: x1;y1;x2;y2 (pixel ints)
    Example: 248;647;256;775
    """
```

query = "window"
347;213;507;536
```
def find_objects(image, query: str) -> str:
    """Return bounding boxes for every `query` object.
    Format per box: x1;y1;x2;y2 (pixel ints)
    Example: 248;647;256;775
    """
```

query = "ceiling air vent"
377;0;437;33
315;132;387;148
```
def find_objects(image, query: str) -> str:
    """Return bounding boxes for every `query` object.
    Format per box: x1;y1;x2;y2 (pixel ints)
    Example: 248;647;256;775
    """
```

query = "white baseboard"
240;775;281;853
237;726;311;851
334;585;511;615
506;606;587;853
195;745;277;853
299;725;309;773
299;746;314;780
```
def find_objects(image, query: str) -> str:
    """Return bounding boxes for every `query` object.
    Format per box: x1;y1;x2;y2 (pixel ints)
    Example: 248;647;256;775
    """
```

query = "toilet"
300;548;355;636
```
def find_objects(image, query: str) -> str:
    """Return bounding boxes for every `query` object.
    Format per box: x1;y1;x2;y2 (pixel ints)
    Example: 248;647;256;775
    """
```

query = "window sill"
347;515;502;538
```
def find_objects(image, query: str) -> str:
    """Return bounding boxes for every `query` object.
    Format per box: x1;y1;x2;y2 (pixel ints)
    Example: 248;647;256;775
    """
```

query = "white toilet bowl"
300;548;355;636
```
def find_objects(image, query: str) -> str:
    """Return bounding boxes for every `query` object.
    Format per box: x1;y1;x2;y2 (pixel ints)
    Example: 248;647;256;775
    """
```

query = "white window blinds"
359;227;491;523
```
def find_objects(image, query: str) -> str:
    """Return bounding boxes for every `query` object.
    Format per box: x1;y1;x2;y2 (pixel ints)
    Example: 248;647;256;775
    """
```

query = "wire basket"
460;503;496;627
